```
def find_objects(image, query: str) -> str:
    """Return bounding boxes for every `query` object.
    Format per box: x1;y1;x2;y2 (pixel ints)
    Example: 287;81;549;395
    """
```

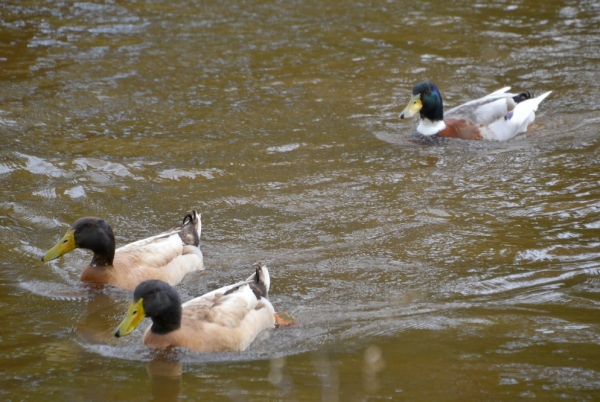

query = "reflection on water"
147;359;182;401
1;0;600;400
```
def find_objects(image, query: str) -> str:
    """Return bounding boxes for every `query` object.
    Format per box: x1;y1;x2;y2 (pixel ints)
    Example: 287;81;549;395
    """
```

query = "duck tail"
511;91;552;125
250;262;271;298
179;210;201;246
512;90;534;104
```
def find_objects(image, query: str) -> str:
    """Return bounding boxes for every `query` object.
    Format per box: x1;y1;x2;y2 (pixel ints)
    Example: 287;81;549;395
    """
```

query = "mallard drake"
400;81;552;144
114;263;279;352
41;210;204;291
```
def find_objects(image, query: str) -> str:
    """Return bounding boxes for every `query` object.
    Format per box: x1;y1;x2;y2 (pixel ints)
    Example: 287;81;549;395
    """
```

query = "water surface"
2;0;600;400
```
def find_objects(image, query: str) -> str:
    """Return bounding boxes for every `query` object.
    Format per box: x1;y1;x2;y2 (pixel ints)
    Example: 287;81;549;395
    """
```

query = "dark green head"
400;81;444;122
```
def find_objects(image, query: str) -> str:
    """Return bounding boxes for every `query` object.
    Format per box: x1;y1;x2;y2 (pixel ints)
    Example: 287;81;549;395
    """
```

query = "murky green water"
2;0;600;400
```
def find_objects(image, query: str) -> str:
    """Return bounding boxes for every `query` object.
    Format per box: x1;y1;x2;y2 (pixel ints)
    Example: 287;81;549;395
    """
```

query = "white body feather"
481;91;552;141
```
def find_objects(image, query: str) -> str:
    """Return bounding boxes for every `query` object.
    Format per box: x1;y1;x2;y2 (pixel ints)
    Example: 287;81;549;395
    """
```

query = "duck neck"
90;251;115;268
150;304;182;335
417;118;446;136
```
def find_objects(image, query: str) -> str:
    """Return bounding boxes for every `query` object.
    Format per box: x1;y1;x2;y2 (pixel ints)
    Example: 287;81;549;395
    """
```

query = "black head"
41;216;116;265
135;280;183;335
71;217;113;248
71;217;115;266
114;280;183;338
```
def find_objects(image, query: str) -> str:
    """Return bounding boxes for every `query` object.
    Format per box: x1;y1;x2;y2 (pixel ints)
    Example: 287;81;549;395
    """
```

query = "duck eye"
132;310;137;315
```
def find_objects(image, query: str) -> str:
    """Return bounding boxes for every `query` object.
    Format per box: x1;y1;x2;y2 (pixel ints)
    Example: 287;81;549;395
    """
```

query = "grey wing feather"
446;90;517;126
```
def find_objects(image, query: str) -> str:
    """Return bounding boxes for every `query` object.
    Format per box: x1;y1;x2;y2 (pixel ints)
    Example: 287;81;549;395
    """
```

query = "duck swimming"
114;263;280;352
41;210;204;290
400;81;551;144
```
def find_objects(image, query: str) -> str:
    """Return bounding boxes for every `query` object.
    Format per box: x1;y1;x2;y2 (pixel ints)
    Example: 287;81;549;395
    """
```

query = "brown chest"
80;265;115;284
438;119;483;140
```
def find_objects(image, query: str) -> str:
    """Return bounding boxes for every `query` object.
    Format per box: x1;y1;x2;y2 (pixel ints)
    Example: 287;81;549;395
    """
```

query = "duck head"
400;81;444;122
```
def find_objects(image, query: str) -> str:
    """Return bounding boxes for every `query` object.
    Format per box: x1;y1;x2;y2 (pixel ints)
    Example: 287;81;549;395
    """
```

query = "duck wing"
110;211;203;288
180;268;275;351
115;211;201;267
183;263;271;307
446;87;519;126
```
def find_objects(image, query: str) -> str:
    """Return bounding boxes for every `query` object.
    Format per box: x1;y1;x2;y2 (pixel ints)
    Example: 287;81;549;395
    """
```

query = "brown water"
2;0;600;400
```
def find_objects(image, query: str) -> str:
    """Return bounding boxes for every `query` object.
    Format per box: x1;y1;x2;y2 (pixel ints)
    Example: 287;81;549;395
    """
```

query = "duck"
400;81;552;144
41;210;204;291
114;263;286;352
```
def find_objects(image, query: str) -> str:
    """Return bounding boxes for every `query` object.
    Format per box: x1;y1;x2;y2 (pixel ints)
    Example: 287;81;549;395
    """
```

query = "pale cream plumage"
41;210;204;291
114;263;276;352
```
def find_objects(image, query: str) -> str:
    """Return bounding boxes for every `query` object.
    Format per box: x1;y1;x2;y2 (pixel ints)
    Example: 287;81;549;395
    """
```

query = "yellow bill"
400;94;423;119
114;299;146;338
42;229;77;262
